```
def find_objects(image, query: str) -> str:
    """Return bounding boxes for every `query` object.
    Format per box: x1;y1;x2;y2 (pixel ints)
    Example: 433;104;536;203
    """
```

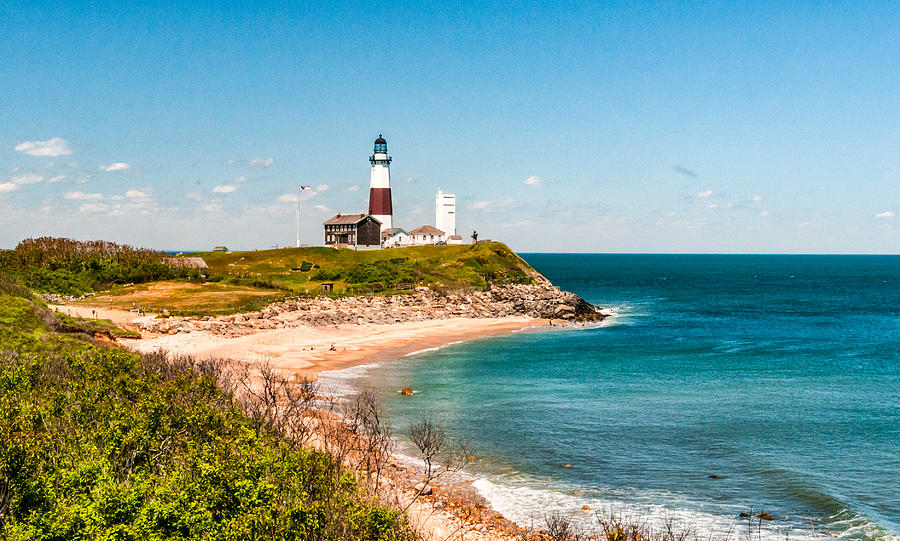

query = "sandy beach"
51;304;543;377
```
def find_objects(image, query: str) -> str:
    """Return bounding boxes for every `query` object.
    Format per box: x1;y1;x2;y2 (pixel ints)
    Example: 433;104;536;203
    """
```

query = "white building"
409;225;446;245
381;227;412;248
435;189;456;237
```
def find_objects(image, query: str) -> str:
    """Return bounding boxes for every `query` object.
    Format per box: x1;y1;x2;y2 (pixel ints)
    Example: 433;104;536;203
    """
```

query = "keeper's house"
409;225;446;245
324;213;382;249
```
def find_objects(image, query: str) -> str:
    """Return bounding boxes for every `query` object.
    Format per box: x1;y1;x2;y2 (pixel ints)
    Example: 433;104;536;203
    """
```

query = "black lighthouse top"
373;135;387;153
370;134;391;164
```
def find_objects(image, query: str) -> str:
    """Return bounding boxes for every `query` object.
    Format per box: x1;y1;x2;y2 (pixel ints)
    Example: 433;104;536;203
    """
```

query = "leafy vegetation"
0;284;414;539
0;237;197;296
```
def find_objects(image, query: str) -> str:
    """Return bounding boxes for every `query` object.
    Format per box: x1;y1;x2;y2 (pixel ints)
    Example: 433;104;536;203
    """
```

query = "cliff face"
137;284;606;336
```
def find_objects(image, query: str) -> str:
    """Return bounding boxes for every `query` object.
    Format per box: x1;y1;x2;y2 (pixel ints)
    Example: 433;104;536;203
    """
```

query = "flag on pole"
300;185;312;191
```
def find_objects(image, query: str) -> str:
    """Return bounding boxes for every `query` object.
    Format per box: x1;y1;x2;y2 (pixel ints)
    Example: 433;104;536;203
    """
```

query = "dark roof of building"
447;235;462;240
323;213;382;226
374;134;387;145
409;225;445;236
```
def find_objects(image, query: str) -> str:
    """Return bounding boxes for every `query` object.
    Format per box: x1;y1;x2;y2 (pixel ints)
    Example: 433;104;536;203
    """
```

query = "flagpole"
296;184;302;248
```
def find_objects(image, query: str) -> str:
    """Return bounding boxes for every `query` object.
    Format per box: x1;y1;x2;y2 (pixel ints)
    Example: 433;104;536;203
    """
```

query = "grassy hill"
189;242;543;295
2;237;546;316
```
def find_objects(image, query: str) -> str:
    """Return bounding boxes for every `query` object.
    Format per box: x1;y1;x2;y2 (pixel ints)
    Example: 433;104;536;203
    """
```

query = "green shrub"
0;290;415;540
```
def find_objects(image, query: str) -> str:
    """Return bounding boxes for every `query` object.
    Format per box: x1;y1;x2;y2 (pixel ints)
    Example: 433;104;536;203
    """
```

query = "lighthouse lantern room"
368;134;393;230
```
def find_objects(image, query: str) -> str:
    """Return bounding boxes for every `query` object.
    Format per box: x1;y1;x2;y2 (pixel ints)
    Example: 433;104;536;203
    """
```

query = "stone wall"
136;284;606;336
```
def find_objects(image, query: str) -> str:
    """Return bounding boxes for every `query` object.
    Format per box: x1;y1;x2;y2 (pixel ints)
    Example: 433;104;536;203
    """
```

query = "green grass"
35;241;543;316
0;285;414;540
189;242;541;295
53;311;142;338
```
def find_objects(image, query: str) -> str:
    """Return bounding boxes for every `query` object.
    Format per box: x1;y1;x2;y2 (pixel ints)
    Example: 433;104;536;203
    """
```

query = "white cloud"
200;202;223;213
469;198;515;212
0;182;19;194
126;189;151;199
314;204;330;212
11;173;44;185
315;184;329;192
15;137;71;157
752;195;764;202
696;190;713;199
48;175;66;183
235;176;247;183
759;210;770;217
708;204;719;209
185;192;204;201
277;193;298;203
213;185;237;194
64;191;104;200
99;162;130;172
875;210;895;218
79;203;109;213
347;185;360;192
523;175;543;186
249;157;274;168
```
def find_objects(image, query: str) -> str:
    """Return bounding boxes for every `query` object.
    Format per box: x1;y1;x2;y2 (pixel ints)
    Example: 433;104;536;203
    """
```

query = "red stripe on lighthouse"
369;188;393;216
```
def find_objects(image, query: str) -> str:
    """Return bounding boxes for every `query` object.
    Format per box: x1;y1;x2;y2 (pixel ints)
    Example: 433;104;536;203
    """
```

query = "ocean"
320;255;900;540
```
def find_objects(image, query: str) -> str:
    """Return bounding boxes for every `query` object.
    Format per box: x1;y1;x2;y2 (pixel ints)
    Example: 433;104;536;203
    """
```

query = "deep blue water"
323;255;900;540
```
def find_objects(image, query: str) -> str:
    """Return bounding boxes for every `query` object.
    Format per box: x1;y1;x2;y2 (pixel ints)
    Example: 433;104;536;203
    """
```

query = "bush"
0;237;196;295
0;290;416;540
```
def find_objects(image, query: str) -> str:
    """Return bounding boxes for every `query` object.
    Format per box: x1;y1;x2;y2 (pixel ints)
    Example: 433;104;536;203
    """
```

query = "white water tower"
435;188;456;236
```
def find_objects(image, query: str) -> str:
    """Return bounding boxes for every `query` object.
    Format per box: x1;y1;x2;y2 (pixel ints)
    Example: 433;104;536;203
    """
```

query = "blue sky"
1;1;898;253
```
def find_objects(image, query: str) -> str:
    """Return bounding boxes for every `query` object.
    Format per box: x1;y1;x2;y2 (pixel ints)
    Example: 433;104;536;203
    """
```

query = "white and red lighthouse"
368;135;393;230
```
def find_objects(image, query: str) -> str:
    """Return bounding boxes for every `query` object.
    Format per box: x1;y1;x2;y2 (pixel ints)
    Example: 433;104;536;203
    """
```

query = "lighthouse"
368;134;393;230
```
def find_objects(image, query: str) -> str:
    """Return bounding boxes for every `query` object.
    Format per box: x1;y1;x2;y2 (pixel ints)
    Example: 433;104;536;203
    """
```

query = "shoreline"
49;303;557;539
48;302;608;540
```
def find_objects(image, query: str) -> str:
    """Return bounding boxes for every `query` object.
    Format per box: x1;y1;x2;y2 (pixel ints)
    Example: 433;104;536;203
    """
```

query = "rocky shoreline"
137;284;606;336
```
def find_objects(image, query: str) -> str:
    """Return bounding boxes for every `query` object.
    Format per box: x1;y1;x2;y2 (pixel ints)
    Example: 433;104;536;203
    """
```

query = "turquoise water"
321;255;900;539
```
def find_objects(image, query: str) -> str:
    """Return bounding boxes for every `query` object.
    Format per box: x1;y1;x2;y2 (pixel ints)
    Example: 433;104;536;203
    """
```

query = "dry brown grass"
72;280;284;315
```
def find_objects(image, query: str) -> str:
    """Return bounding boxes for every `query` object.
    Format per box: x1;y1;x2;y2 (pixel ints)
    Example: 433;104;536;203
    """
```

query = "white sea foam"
470;475;876;541
404;340;465;357
316;362;380;398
